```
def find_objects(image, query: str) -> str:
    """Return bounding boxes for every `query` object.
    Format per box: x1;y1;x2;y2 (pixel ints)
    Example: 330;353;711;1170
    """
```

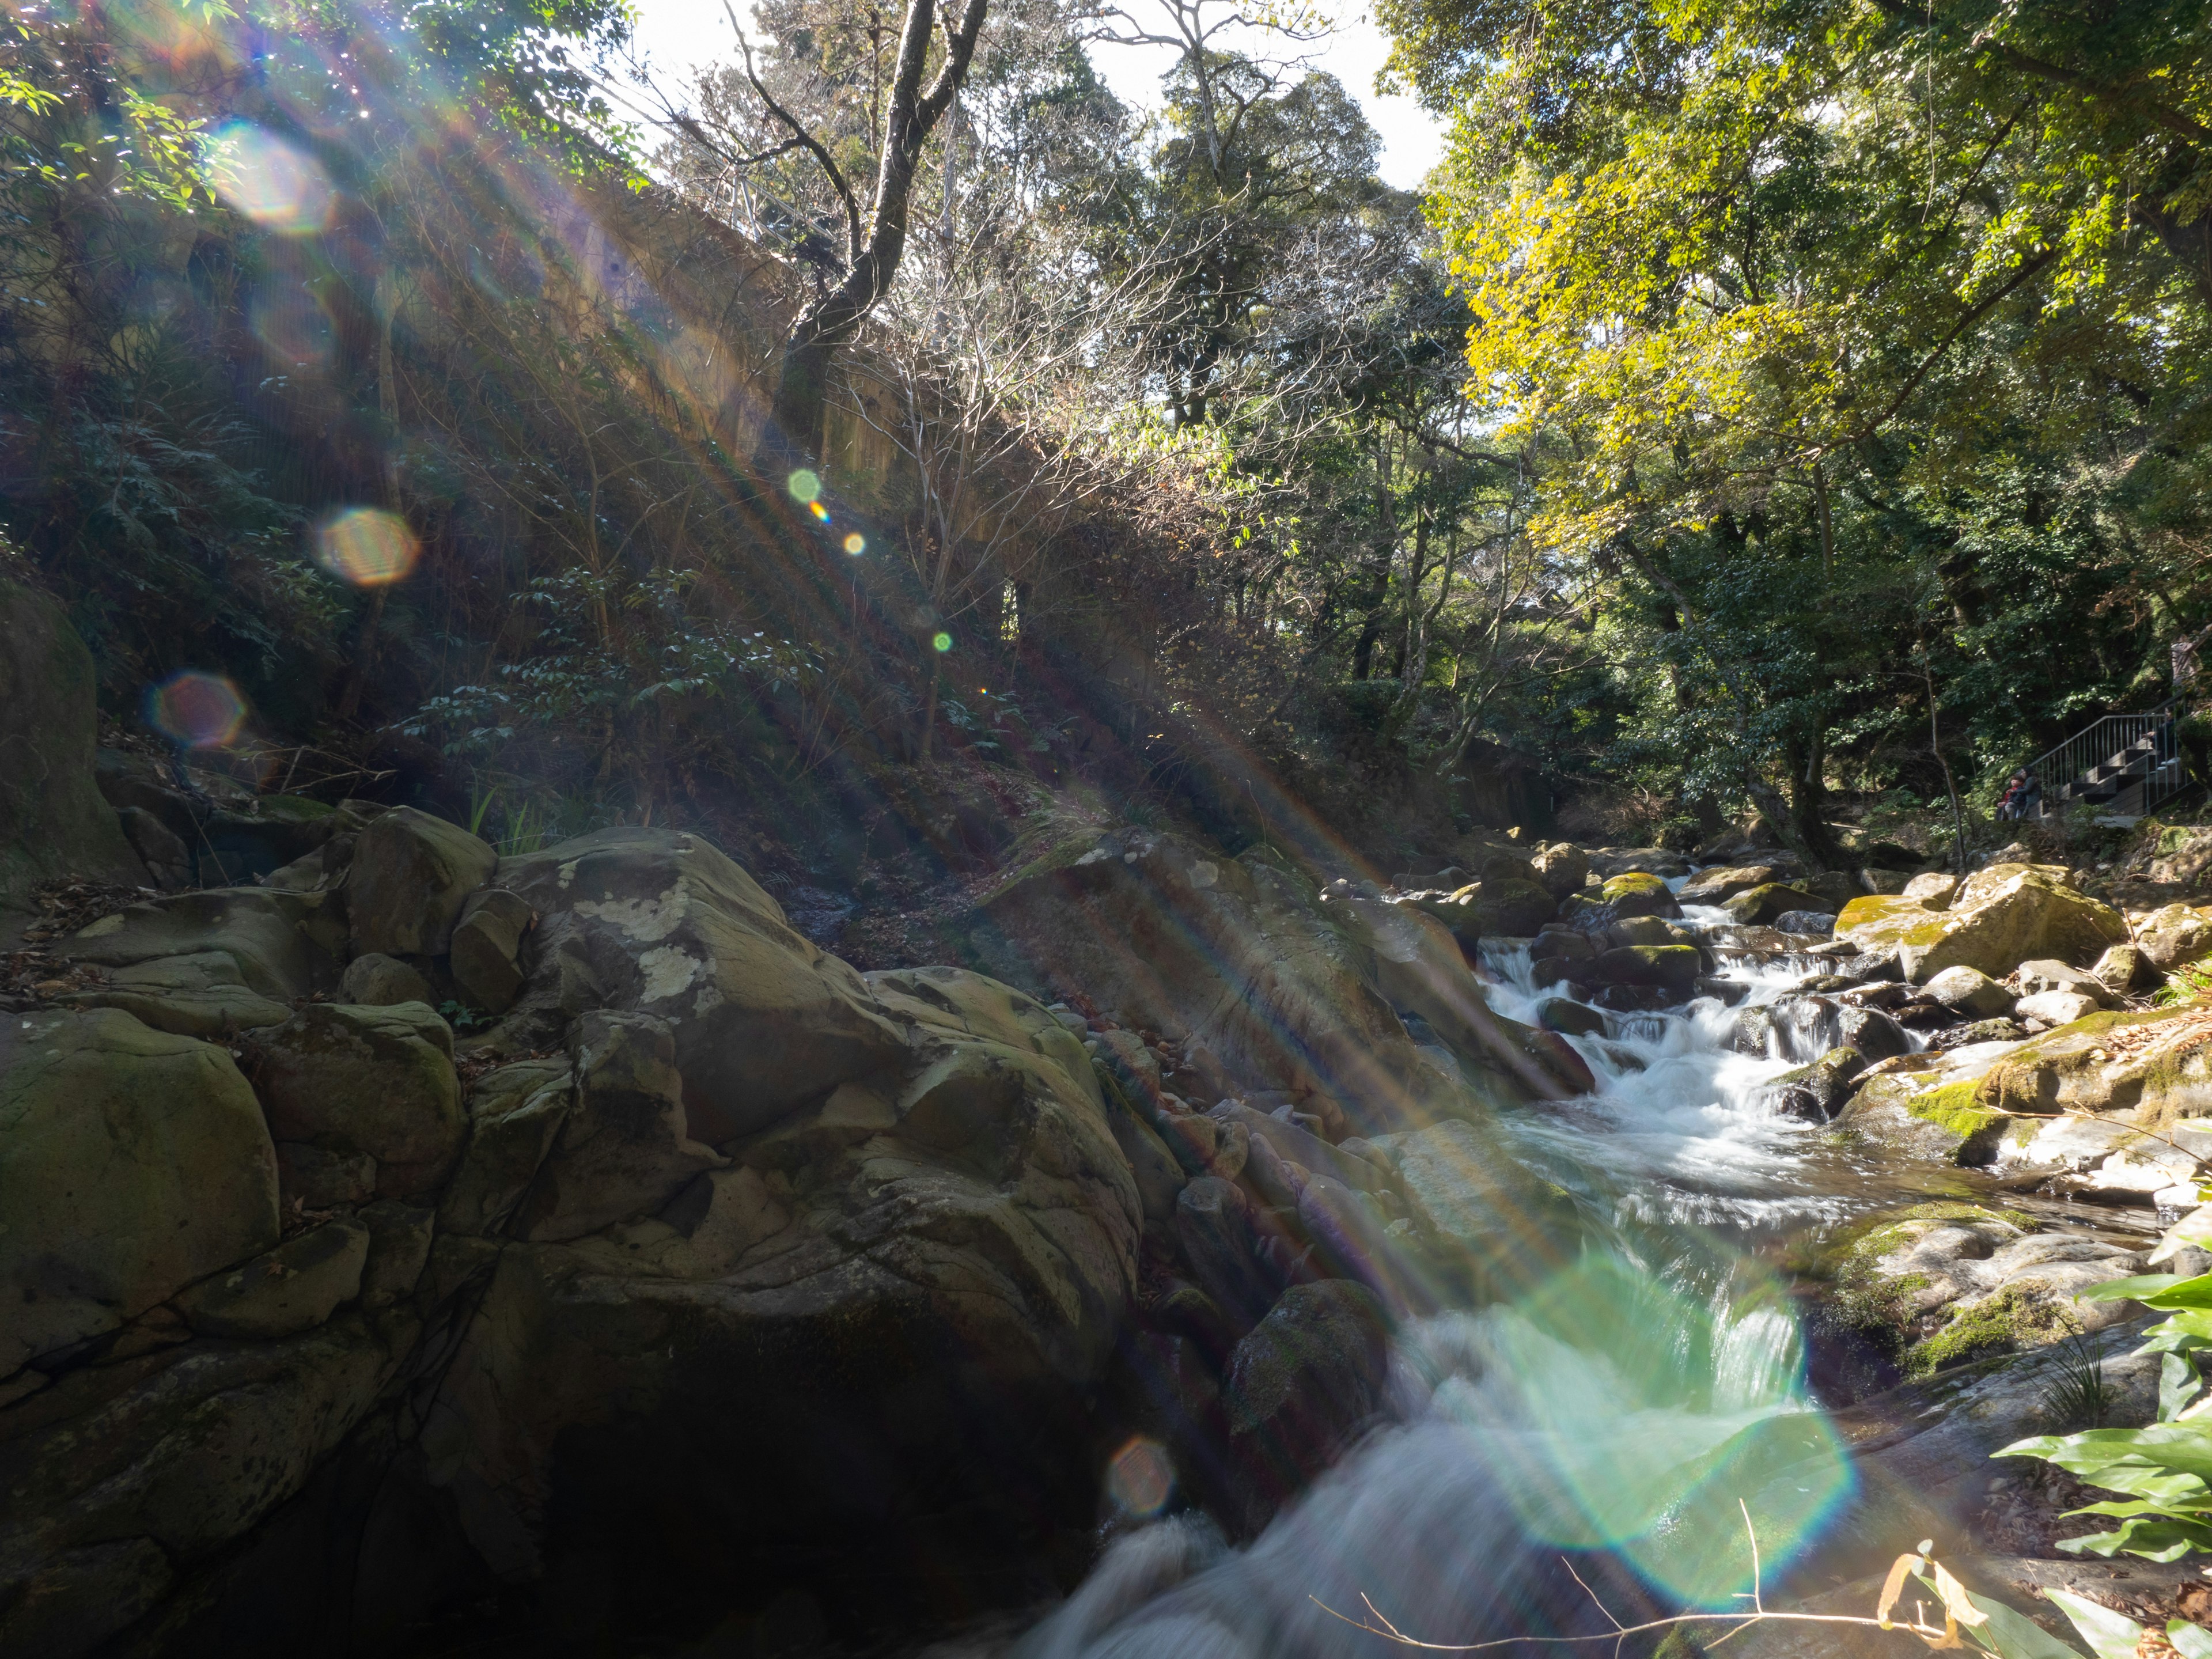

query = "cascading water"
1018;892;1892;1658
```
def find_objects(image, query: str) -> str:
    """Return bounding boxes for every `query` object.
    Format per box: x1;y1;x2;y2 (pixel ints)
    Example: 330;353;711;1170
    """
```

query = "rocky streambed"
6;592;2212;1659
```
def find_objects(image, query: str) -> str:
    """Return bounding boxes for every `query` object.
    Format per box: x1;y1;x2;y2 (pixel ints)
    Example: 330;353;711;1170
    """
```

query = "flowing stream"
1016;890;1953;1658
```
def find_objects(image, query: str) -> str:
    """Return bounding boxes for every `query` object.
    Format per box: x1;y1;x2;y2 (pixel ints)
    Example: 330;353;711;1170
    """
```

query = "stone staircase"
2025;699;2186;819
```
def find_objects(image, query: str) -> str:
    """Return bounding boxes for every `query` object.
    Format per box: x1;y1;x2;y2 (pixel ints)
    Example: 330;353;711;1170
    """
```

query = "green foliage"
1999;1270;2212;1559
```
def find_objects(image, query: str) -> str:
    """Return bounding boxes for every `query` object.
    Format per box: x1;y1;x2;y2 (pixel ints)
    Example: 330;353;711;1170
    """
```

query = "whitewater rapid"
1018;891;1878;1658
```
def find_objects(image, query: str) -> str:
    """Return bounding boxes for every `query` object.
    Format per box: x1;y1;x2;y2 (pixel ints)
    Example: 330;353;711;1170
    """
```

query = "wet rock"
337;952;435;1007
1599;872;1681;919
1837;1066;2016;1164
0;578;146;909
1223;1281;1390;1524
1529;929;1597;976
56;950;294;1038
1678;865;1777;905
498;829;911;1143
1903;872;1960;908
173;1218;369;1339
1772;910;1838;936
1762;1047;1868;1121
1;1010;280;1376
347;806;498;959
1832;1004;1912;1062
1533;996;1607;1037
450;887;533;1014
1722;883;1819;926
1607;914;1692;948
1693;975;1749;1006
2135;903;2212;972
1922;965;2016;1020
1590;944;1701;995
252;1002;464;1200
514;1010;726;1241
1840;980;1912;1010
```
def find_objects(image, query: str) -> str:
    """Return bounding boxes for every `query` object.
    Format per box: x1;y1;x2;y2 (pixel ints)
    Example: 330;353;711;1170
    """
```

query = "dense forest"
2;0;2207;872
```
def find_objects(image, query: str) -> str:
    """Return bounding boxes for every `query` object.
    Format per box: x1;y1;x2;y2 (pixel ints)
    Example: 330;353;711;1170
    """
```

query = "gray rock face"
0;578;145;910
2136;903;2212;971
347;806;498;957
2016;959;2114;1006
1761;1047;1868;1120
496;828;910;1144
1;1010;279;1376
252;1002;464;1200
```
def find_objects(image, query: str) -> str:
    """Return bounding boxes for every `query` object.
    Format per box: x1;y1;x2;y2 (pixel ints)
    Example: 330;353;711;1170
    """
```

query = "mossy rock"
1906;1283;2081;1378
1722;882;1819;926
1836;1072;2014;1164
1974;1002;2212;1125
1591;944;1702;990
1600;872;1681;919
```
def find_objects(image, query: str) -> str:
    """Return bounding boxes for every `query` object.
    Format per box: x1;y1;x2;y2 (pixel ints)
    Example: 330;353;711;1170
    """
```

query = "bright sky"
622;1;1445;190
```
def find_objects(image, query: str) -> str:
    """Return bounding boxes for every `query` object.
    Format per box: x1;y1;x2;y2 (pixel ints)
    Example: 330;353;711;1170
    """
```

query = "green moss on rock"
1906;1283;2079;1378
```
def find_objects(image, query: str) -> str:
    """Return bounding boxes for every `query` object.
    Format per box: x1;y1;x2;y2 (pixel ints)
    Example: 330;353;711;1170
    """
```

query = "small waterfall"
1020;895;1869;1658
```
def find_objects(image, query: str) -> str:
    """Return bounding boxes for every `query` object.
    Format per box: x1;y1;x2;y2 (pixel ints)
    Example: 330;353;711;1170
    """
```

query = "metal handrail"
2014;697;2187;819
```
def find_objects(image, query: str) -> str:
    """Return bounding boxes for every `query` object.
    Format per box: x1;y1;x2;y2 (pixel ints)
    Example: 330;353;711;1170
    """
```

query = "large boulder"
0;578;143;910
419;963;1142;1602
250;1002;465;1200
1;1010;279;1377
495;828;910;1143
346;807;498;958
1836;866;2126;983
1415;878;1556;938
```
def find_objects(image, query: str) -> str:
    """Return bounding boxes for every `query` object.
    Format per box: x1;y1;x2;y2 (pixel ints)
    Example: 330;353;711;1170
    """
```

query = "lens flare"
808;500;831;523
315;507;421;586
1104;1437;1174;1517
786;469;821;503
249;285;336;368
148;672;248;749
932;632;953;653
843;533;865;555
204;122;334;235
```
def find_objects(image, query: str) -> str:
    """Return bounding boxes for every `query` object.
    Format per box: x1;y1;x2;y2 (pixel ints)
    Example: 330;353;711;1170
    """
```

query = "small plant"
2040;1331;2114;1430
2000;1268;2212;1560
439;999;490;1033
